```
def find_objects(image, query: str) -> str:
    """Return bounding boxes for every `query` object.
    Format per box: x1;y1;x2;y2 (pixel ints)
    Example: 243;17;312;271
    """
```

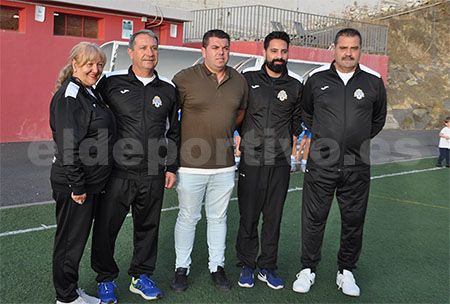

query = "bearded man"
235;31;303;290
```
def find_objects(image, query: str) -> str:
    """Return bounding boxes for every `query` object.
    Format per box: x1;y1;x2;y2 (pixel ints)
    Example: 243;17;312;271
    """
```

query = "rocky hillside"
342;0;450;129
383;1;450;129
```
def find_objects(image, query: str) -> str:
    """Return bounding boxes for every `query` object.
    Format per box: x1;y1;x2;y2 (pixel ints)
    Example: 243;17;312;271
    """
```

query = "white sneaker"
56;296;87;304
292;268;316;293
76;288;100;304
336;270;360;297
290;156;297;172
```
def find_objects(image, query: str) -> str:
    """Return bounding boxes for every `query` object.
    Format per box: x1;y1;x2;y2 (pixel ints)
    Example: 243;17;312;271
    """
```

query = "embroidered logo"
353;88;365;100
152;95;162;108
251;85;260;89
120;89;130;94
320;85;329;91
277;90;288;101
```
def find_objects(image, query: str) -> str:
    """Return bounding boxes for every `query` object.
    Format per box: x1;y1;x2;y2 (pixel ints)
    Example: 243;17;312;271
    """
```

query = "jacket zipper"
262;79;275;166
142;82;148;170
339;81;347;171
339;70;360;170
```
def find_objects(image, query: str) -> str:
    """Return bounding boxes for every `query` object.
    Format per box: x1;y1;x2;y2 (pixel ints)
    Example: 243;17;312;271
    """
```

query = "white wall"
155;0;390;16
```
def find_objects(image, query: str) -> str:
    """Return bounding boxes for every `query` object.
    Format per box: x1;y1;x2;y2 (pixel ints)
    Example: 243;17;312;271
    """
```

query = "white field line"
373;155;436;164
0;166;444;238
370;167;442;178
0;156;437;211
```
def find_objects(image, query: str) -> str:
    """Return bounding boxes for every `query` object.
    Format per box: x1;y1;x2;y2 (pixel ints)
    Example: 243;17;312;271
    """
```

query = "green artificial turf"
0;158;448;303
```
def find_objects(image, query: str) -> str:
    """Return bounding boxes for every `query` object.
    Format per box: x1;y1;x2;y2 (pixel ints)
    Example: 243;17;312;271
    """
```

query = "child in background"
234;130;241;167
436;116;450;167
291;135;299;171
291;122;311;172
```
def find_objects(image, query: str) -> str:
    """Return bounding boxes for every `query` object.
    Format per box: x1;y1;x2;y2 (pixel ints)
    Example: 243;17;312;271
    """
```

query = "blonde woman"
50;42;115;304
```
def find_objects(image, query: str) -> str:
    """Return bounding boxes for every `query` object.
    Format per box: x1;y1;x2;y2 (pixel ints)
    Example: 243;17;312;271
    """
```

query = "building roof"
47;0;192;21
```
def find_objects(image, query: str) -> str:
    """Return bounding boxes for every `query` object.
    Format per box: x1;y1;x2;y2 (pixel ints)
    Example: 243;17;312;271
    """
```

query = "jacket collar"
68;76;105;104
127;66;160;84
69;76;91;94
201;63;232;79
259;63;289;81
330;61;362;75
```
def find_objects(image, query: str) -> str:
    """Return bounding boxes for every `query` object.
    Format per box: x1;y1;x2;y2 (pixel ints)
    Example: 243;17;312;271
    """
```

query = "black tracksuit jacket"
96;67;180;177
240;65;303;166
302;62;387;170
50;77;116;195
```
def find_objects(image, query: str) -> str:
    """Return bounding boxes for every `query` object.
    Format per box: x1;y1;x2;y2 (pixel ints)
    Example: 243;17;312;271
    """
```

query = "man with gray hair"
91;29;180;303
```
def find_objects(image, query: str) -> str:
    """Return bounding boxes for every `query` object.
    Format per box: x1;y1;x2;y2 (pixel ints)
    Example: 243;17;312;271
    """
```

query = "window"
54;12;99;38
121;20;133;39
1;6;20;31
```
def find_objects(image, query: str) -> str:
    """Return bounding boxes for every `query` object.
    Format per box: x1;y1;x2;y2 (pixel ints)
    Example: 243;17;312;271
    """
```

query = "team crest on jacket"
152;96;162;108
277;90;288;101
353;89;365;100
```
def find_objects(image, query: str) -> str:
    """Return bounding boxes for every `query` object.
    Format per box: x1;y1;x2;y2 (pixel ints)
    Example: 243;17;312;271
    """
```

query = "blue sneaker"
97;281;117;304
257;268;284;289
129;274;163;300
238;266;254;288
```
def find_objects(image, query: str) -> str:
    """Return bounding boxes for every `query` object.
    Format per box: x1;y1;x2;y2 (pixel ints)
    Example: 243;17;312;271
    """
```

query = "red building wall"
159;22;184;46
0;0;184;142
1;0;388;143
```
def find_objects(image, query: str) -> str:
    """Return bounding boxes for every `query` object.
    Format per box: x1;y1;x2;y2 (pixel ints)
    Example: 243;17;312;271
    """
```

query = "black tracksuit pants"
437;148;450;166
91;174;165;282
301;167;370;271
52;191;99;302
236;160;290;270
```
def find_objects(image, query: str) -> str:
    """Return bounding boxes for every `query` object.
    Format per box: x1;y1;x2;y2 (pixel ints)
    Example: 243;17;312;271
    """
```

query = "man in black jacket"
236;31;303;290
292;28;387;297
91;29;179;303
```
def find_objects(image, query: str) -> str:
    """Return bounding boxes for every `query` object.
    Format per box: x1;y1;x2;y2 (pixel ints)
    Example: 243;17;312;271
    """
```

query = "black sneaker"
211;266;231;290
170;267;188;292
